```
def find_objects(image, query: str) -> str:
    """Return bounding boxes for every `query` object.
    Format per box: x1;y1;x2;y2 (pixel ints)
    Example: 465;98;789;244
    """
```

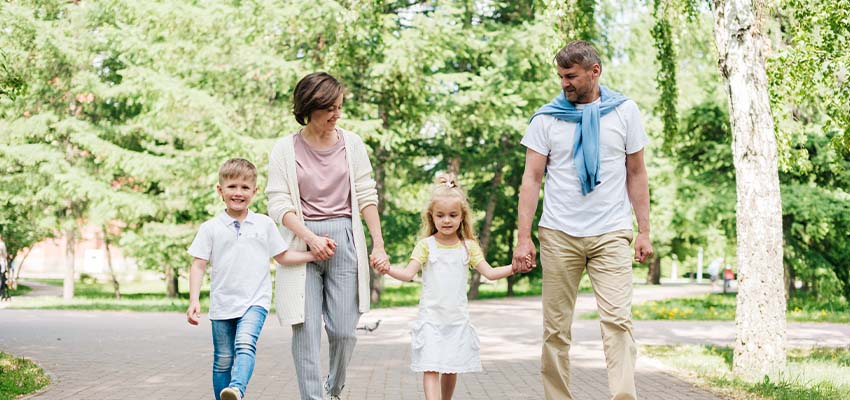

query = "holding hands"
370;248;390;274
512;238;537;274
306;234;337;261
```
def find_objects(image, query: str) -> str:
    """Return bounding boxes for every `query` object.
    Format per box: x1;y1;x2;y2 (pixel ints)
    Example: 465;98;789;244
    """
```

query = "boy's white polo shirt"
188;211;288;320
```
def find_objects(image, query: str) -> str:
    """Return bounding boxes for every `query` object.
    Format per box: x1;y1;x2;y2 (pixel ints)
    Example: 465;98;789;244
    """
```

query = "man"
512;40;653;400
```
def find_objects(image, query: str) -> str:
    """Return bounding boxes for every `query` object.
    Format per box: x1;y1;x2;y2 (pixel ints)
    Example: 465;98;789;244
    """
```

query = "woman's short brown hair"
292;72;345;126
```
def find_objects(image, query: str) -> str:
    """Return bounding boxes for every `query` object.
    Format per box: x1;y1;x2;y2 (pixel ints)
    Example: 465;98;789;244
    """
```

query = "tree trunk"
63;227;76;301
13;246;33;282
370;144;387;304
468;167;503;300
165;264;179;298
646;255;661;285
102;225;121;300
447;157;460;175
468;136;507;300
713;0;786;381
506;168;523;297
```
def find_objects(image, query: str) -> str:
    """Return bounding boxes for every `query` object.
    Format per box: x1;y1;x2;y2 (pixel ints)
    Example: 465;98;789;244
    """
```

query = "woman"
266;72;388;400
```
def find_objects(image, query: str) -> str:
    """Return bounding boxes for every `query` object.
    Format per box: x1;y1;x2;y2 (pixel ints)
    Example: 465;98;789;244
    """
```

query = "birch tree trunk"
712;0;786;381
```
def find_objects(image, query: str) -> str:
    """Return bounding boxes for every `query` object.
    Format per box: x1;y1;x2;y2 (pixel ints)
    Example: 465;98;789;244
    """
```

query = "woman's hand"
306;233;336;261
370;247;389;272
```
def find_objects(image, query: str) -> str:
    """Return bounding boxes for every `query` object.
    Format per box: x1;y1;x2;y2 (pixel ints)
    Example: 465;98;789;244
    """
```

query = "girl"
376;173;521;400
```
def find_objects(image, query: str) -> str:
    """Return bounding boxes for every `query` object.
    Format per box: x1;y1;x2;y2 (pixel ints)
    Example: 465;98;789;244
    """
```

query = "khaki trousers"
539;227;637;400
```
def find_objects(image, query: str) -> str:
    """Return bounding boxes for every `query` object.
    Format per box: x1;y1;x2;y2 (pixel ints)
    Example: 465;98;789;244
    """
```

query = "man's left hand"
634;232;653;263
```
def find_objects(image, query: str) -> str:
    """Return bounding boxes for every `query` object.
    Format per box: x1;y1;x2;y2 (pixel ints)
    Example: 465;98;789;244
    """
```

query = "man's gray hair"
555;40;602;70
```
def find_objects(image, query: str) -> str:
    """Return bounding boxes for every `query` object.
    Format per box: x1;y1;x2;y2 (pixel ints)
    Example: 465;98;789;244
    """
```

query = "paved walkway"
2;284;848;399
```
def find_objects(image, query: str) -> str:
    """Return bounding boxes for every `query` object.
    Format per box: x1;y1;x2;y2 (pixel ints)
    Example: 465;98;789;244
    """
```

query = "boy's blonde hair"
218;158;257;184
421;172;477;242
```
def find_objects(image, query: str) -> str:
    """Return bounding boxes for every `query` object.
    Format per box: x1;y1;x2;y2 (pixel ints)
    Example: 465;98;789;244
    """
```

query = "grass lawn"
643;345;850;400
581;292;850;323
9;268;597;312
7;283;32;297
8;278;211;312
8;275;549;312
0;352;50;400
374;276;558;308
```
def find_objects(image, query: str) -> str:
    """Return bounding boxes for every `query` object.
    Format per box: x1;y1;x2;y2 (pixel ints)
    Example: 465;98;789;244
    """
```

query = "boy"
186;158;334;400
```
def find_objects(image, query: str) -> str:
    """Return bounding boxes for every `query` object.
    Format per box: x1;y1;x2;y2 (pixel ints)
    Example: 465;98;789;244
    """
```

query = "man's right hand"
512;238;537;273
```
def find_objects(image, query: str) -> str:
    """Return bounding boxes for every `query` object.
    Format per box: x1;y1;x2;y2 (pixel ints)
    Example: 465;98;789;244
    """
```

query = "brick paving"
3;285;846;399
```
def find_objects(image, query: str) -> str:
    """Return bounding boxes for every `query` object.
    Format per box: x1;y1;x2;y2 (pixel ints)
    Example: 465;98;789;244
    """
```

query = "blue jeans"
211;305;268;400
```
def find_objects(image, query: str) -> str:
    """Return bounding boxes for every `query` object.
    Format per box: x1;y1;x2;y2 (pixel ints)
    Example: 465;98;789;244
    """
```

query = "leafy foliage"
770;0;850;159
1;0;848;307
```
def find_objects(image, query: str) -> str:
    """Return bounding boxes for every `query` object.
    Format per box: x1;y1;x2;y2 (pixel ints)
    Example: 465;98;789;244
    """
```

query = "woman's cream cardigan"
266;129;378;325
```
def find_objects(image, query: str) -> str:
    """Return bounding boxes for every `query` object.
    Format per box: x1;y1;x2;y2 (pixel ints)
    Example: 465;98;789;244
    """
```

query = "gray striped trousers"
292;217;361;399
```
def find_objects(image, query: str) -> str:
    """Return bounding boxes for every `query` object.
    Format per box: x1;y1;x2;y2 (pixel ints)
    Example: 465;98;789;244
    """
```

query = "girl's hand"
512;238;536;273
524;254;534;272
370;252;391;274
306;233;335;261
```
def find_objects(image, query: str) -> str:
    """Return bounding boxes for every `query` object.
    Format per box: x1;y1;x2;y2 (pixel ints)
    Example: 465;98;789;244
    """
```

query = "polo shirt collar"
216;210;257;227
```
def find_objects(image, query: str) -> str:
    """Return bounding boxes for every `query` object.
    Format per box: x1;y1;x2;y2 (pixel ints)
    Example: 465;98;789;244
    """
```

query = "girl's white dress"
410;236;481;373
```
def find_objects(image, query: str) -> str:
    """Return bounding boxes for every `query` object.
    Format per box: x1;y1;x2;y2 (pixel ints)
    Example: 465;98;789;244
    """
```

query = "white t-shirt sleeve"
188;223;212;260
266;218;289;258
521;115;550;157
622;100;649;154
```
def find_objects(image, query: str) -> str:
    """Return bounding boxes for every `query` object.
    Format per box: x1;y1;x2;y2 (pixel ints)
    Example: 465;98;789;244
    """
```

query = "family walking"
185;40;653;400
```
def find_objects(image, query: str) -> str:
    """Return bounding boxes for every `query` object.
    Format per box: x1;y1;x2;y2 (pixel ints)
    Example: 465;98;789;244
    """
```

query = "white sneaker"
220;386;242;400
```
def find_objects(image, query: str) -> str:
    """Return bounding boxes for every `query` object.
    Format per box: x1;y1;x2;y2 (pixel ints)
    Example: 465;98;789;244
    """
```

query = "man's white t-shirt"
521;98;649;237
188;211;288;320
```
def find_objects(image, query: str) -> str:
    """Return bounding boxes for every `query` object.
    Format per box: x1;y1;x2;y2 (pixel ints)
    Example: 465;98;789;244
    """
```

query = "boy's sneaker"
220;387;242;400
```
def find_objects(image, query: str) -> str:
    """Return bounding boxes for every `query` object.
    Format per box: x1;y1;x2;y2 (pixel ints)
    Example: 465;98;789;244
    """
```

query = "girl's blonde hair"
420;173;477;242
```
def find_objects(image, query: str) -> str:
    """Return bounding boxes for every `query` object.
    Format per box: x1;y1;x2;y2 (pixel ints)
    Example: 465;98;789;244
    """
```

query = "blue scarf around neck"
530;85;628;195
